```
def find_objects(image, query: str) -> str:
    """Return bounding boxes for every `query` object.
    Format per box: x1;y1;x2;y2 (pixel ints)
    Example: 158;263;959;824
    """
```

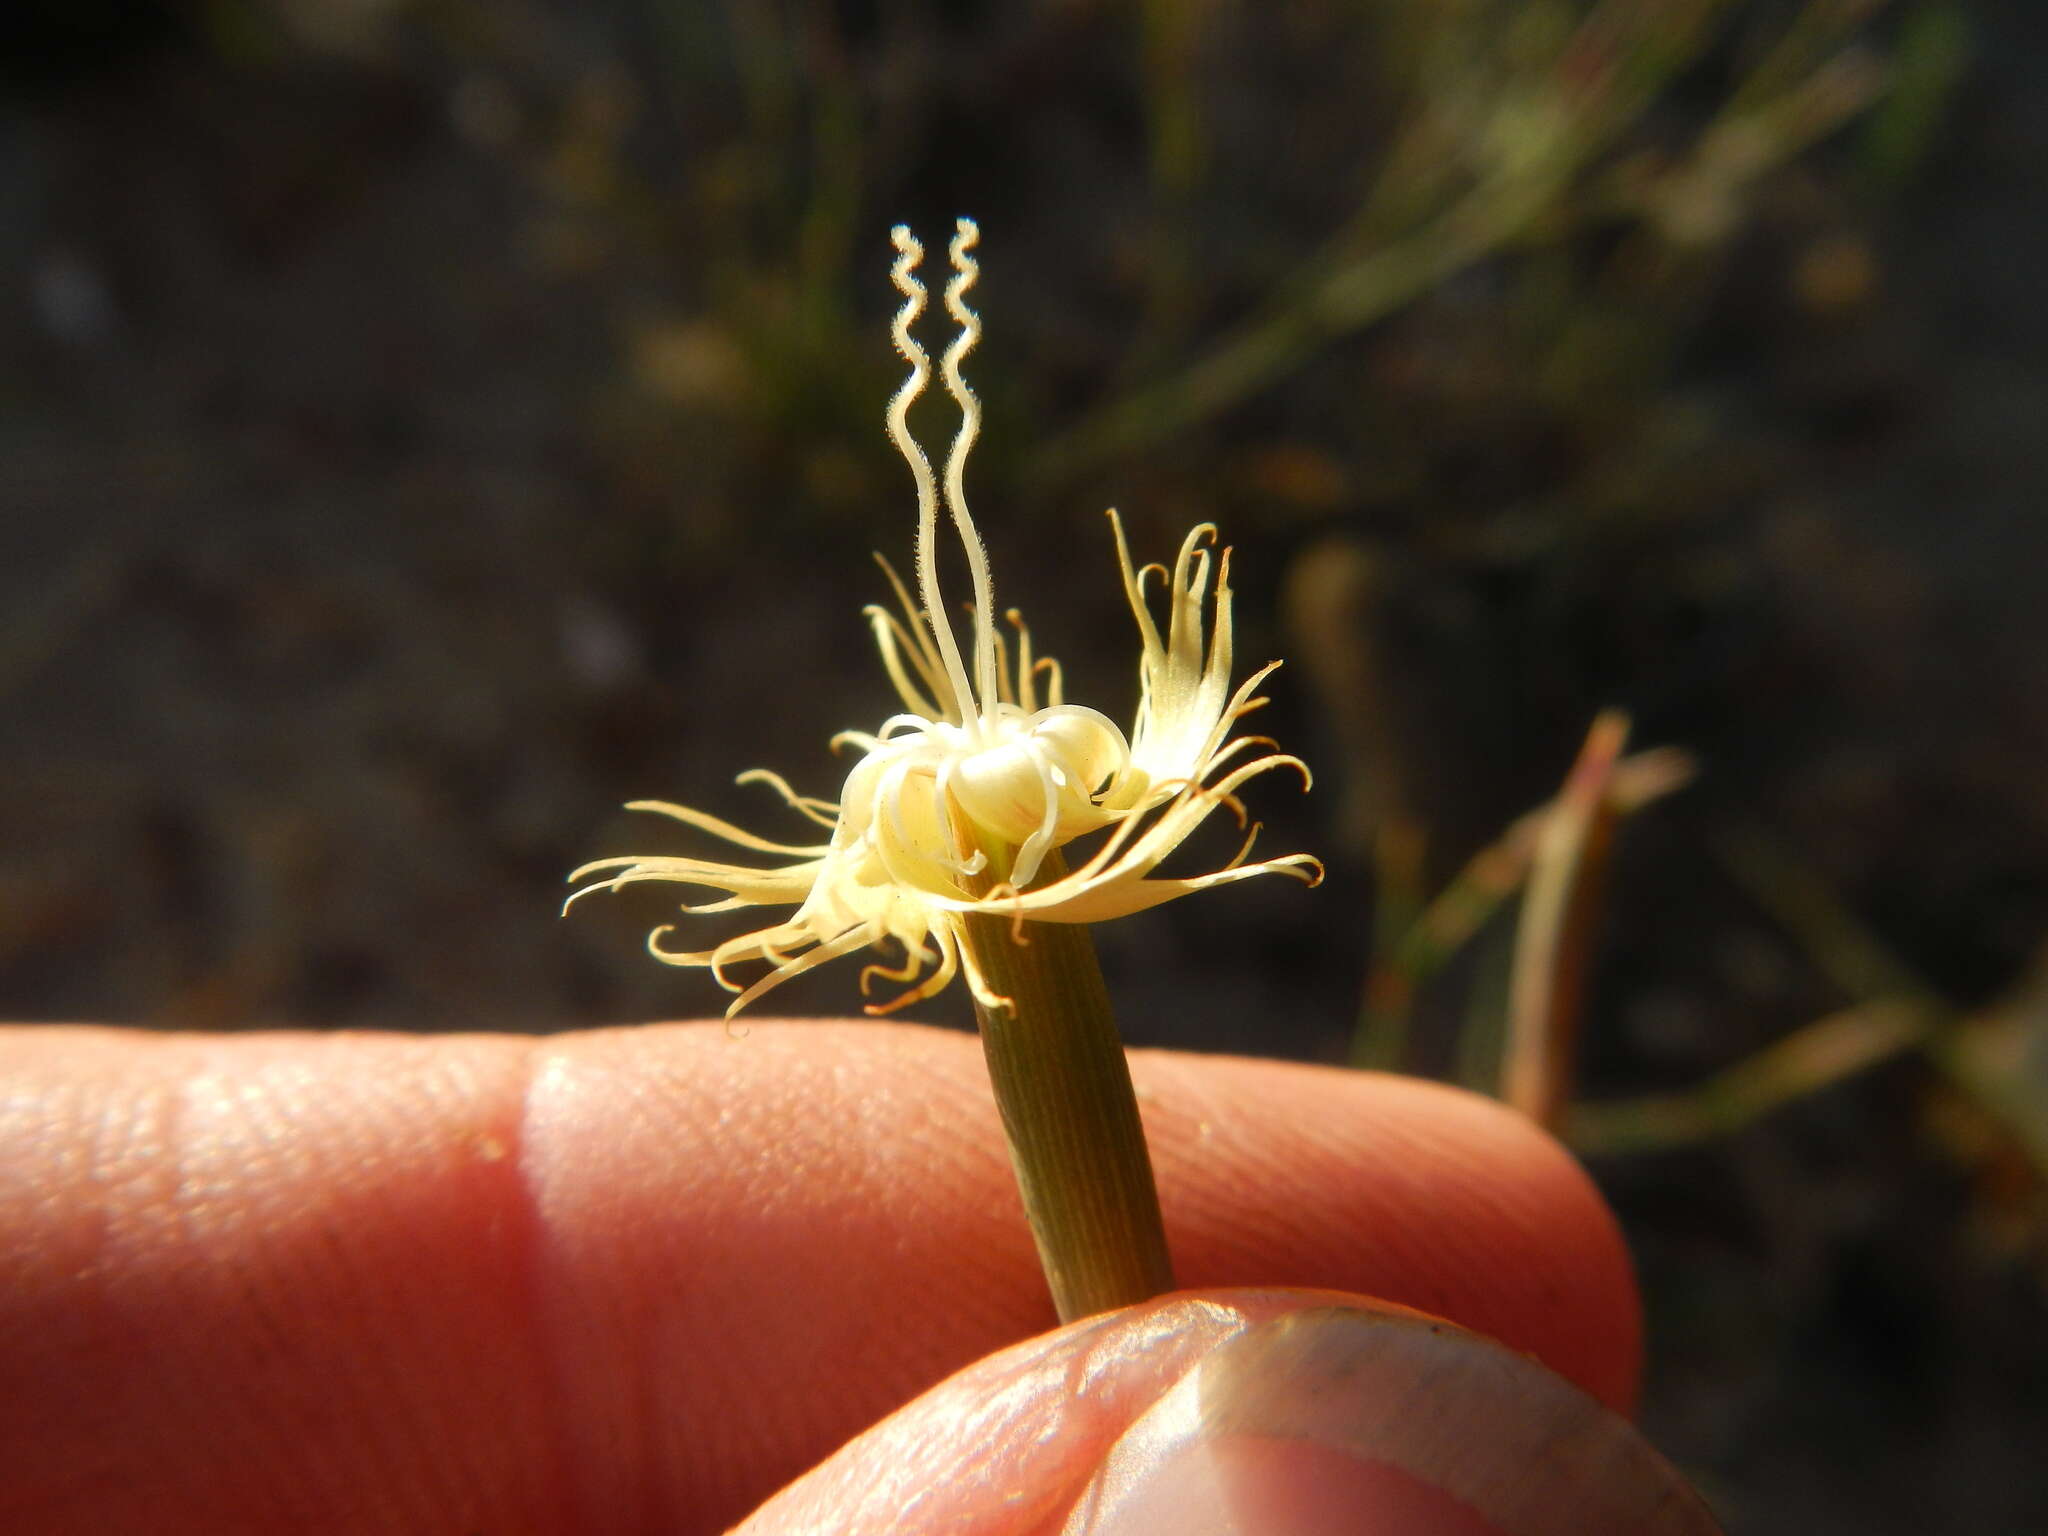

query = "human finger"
2;1021;1638;1534
742;1291;1718;1536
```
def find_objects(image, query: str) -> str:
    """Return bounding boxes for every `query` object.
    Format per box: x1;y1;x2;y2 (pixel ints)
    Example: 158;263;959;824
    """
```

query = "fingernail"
1063;1307;1721;1536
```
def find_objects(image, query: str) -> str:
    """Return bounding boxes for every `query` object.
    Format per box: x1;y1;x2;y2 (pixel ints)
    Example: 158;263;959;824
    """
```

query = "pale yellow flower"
567;219;1320;1015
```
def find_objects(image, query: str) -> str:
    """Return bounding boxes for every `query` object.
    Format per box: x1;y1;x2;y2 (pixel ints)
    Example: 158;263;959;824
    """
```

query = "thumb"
740;1289;1721;1536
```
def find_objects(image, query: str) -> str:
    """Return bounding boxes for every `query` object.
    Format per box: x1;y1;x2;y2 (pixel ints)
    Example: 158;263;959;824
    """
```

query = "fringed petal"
619;799;829;857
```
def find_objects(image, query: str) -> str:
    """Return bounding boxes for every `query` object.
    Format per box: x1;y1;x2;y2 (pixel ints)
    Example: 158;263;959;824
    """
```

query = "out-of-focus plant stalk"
1503;710;1631;1130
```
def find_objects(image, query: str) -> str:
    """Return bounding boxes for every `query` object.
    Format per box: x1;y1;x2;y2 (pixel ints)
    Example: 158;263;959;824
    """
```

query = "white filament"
885;218;998;742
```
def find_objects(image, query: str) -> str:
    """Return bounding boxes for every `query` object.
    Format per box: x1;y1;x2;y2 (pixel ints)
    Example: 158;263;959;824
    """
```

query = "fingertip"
1063;1300;1715;1536
744;1295;1713;1536
1129;1050;1642;1412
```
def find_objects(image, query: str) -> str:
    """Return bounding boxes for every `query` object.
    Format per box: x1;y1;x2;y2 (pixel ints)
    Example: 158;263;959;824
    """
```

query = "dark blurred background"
4;0;2045;1528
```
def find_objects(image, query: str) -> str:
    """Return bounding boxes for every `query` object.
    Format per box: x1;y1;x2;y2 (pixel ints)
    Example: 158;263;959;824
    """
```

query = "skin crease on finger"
0;1021;1641;1535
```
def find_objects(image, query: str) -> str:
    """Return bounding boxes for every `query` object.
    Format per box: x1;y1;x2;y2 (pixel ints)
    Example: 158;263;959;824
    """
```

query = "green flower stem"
957;872;1176;1323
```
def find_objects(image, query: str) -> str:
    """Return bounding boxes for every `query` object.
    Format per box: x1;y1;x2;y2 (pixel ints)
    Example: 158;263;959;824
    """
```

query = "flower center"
946;706;1130;873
